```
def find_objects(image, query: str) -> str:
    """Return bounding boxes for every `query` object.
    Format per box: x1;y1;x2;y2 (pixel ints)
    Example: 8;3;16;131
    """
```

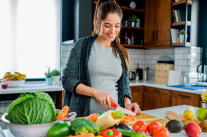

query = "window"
0;0;62;79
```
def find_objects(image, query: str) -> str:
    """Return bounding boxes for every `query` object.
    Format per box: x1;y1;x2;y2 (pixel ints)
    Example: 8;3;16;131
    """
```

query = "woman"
62;0;141;117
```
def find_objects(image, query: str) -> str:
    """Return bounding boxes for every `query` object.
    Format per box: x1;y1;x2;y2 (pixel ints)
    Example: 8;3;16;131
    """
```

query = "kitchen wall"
61;44;202;81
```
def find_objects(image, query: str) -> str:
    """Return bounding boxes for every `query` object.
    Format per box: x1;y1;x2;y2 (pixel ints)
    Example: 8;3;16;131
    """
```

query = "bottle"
125;32;128;44
136;72;139;82
131;33;134;45
128;38;131;45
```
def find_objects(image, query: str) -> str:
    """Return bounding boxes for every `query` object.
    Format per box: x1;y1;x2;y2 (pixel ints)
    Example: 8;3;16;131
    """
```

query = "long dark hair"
92;0;130;71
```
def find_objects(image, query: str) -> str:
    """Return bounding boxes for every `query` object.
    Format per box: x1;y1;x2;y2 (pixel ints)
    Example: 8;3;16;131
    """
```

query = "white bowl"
3;80;25;88
1;113;58;137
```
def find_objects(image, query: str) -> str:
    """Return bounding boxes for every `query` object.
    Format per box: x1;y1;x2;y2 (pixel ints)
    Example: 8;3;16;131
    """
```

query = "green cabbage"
7;92;56;124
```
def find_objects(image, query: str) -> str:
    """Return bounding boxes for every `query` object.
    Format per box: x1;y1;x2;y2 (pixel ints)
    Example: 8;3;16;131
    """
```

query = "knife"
110;101;136;116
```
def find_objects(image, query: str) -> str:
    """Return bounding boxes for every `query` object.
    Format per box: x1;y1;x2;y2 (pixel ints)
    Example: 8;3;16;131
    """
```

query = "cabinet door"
142;86;154;110
156;0;171;47
144;0;157;48
171;91;201;107
144;0;171;48
131;86;143;110
143;87;172;110
152;88;172;109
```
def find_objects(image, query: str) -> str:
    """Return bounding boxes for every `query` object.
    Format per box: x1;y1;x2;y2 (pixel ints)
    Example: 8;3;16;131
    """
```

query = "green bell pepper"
118;129;147;137
48;122;70;137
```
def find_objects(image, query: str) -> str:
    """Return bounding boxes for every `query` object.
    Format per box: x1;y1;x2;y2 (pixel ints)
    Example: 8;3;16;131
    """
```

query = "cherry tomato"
132;121;147;134
153;127;170;137
147;121;162;136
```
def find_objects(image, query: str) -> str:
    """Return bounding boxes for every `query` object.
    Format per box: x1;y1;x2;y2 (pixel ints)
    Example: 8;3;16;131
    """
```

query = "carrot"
56;106;69;120
67;133;95;137
120;114;136;124
86;113;98;122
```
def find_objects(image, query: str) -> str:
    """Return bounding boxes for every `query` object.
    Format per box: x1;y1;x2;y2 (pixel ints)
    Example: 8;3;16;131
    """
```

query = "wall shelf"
172;21;191;27
171;43;185;46
122;44;143;48
173;0;192;6
122;25;144;30
121;6;144;13
171;42;191;47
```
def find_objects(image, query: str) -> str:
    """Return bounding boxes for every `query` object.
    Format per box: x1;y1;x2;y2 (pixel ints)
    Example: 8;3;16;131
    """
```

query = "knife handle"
110;101;117;109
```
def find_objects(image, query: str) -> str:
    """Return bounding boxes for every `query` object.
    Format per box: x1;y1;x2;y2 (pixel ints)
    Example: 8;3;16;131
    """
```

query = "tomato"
132;121;147;134
153;127;170;137
48;123;70;137
147;121;162;136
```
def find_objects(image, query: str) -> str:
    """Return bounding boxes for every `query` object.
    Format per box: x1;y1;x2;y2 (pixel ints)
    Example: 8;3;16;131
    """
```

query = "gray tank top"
88;40;122;114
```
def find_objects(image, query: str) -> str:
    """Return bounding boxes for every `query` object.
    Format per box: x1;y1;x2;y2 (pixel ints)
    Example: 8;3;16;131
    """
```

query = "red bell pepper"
100;128;122;137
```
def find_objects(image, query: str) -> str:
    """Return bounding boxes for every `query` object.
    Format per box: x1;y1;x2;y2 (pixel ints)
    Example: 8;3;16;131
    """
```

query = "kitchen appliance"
129;71;136;80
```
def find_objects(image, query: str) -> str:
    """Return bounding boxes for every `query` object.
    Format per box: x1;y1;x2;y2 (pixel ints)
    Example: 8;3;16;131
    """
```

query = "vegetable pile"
47;109;156;137
7;92;56;124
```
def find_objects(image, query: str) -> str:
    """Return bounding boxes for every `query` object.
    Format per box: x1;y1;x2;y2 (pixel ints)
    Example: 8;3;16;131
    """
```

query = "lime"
196;108;207;121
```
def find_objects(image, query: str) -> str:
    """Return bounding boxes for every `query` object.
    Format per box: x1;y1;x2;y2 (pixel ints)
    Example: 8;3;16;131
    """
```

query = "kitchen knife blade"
110;101;136;116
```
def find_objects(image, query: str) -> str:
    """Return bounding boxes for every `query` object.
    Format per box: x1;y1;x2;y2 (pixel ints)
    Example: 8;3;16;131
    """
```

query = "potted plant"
129;15;138;27
51;69;61;85
179;29;185;43
44;67;53;85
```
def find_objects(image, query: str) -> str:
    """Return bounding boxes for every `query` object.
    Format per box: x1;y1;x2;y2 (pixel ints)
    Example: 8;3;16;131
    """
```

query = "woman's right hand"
92;89;119;109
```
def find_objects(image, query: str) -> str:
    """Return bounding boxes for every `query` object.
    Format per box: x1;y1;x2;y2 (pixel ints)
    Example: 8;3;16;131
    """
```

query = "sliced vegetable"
68;133;95;137
100;128;122;137
86;113;98;122
95;110;125;130
112;109;125;119
48;122;70;137
132;121;147;135
120;114;136;124
56;106;69;120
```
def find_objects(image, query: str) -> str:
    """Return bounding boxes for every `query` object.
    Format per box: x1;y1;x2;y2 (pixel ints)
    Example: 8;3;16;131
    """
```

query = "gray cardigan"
62;35;132;117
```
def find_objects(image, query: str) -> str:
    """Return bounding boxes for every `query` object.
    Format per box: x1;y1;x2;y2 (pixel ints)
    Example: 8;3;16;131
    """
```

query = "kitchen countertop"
1;105;207;137
143;105;207;137
130;80;206;94
0;82;63;94
0;80;206;95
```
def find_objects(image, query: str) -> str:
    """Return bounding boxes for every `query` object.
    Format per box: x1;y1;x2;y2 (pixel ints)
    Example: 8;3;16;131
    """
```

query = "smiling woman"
0;0;61;79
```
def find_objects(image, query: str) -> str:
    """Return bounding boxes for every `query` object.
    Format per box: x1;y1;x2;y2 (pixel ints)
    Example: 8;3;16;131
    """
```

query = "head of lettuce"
7;92;56;124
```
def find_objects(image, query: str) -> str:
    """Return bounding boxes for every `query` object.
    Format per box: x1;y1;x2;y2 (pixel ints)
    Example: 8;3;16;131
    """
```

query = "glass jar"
182;72;191;86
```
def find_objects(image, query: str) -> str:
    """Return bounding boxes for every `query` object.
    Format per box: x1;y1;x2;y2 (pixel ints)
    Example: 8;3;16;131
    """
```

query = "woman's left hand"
125;103;141;115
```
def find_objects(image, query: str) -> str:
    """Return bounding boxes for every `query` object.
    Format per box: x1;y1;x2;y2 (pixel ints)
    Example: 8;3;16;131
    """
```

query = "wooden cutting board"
127;113;168;127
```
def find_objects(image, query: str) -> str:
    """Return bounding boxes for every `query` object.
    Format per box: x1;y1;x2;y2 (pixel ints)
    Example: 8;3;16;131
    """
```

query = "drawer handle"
153;89;160;94
178;94;191;98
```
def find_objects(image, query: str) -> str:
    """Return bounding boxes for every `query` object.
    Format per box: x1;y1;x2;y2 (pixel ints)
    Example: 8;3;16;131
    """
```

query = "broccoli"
70;118;100;135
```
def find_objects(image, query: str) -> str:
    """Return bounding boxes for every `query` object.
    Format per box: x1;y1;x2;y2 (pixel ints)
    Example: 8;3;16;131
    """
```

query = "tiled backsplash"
61;44;202;81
